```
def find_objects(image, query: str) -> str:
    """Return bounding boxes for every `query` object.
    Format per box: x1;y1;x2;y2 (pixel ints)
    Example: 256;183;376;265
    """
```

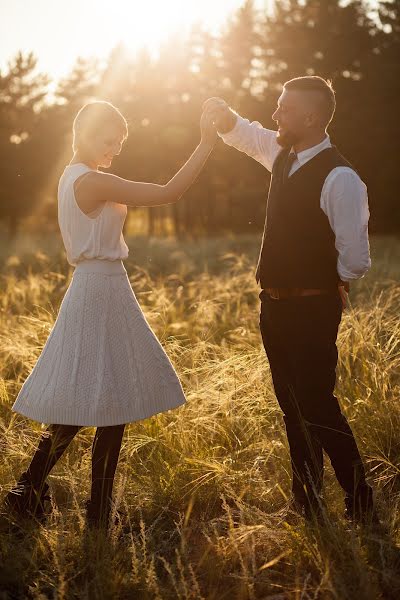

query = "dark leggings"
25;423;125;509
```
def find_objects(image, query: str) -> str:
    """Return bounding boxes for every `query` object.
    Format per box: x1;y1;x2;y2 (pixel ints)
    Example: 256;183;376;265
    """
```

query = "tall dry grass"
0;234;399;599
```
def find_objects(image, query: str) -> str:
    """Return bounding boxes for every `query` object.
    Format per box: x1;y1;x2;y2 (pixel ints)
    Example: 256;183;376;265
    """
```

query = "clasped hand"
200;96;238;145
202;97;237;134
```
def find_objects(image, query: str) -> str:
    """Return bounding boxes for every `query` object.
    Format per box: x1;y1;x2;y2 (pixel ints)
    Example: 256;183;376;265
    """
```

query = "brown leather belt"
265;287;330;300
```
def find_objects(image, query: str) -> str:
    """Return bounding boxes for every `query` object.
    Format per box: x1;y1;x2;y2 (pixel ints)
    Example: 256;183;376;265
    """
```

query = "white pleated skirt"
12;258;186;426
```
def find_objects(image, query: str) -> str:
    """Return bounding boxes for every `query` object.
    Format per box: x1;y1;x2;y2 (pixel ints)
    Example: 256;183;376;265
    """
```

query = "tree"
0;52;49;237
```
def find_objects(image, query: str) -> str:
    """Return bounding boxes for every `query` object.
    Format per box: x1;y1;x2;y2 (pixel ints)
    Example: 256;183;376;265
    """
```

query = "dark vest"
256;145;354;289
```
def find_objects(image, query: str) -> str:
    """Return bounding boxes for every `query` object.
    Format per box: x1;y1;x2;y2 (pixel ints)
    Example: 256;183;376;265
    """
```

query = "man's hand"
202;97;238;134
338;280;350;309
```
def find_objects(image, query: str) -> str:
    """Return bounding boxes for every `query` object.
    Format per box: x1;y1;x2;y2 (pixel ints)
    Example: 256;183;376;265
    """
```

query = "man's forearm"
337;251;371;282
218;115;280;172
323;170;371;283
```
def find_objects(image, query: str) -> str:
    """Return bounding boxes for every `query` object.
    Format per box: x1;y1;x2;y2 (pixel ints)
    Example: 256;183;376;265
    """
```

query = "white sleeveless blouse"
58;163;129;266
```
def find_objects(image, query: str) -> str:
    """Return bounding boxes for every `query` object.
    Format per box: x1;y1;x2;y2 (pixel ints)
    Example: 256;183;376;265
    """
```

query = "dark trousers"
24;423;125;511
259;289;372;509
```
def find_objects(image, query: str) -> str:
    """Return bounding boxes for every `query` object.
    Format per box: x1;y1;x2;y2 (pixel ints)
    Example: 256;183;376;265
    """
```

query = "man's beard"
276;129;300;148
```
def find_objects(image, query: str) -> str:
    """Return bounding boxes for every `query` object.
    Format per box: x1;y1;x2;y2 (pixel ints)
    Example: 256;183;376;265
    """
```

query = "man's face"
272;89;315;148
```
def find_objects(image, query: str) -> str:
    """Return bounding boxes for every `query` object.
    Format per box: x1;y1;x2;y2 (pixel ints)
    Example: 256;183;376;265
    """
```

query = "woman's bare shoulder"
73;171;110;214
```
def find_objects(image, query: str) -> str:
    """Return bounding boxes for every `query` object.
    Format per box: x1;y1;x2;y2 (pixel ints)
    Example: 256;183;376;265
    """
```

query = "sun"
1;0;264;85
89;0;245;55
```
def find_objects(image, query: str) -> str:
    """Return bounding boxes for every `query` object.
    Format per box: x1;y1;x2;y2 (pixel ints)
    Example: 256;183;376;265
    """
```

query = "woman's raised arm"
77;112;218;209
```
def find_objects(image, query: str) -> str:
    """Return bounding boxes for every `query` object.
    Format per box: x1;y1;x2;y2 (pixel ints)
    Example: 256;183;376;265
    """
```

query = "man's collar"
290;135;331;165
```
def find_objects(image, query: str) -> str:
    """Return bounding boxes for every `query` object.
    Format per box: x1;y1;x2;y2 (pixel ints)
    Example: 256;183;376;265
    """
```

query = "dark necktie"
282;151;297;182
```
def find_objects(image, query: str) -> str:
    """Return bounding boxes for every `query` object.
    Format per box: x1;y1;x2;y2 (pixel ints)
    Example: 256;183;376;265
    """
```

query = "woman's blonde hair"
72;100;128;152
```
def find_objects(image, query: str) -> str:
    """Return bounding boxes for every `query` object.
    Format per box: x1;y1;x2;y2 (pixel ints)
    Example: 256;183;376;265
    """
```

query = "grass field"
0;233;399;599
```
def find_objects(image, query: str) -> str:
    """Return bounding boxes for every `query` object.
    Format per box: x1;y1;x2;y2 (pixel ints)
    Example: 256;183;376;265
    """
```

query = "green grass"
0;233;399;599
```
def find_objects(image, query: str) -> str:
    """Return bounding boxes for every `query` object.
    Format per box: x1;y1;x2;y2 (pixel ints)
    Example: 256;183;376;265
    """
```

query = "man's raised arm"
202;97;281;172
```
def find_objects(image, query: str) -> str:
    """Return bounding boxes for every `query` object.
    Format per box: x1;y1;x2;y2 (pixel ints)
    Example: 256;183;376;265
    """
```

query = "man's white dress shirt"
219;115;371;282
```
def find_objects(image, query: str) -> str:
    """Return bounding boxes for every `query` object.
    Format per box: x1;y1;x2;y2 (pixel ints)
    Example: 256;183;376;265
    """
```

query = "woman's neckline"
67;162;97;171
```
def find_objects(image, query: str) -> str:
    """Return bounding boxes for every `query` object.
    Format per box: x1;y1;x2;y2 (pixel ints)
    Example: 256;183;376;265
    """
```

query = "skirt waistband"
73;258;127;276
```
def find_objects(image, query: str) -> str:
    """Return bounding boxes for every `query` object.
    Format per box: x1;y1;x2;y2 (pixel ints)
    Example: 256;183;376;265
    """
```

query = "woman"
4;100;217;530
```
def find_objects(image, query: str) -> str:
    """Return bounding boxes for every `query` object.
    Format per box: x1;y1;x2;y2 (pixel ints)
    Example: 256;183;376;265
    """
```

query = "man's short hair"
283;76;336;127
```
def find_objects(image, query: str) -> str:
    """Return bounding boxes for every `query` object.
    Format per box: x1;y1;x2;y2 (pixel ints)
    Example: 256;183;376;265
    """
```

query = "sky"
0;0;272;82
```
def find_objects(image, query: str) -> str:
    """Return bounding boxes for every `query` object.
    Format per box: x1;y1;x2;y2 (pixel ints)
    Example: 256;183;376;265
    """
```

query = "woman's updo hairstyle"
72;100;128;152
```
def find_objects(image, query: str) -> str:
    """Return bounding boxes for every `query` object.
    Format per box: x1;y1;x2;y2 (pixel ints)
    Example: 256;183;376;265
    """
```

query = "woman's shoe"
84;498;112;530
84;499;130;534
3;471;52;523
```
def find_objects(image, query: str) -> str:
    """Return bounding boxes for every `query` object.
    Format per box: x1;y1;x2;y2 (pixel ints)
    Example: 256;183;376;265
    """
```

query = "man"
203;76;377;524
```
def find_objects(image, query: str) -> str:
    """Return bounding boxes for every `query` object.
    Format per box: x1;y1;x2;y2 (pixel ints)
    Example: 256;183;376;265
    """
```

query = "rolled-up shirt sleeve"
219;115;281;172
321;167;371;281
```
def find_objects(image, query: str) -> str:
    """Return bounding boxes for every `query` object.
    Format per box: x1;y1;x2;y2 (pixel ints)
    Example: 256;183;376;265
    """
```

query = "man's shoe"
344;504;381;527
344;491;381;528
3;472;52;523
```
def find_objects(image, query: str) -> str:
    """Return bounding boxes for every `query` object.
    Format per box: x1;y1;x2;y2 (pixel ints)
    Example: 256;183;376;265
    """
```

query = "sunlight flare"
83;0;246;56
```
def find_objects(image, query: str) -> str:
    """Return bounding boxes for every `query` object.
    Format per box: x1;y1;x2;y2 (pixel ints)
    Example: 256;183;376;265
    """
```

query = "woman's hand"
202;97;238;134
200;110;218;147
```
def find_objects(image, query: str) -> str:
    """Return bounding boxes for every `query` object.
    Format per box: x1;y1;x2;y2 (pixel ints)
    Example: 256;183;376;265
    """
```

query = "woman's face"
86;123;126;169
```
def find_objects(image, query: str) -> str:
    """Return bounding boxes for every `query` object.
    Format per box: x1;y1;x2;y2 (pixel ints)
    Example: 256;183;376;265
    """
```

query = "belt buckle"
269;287;280;300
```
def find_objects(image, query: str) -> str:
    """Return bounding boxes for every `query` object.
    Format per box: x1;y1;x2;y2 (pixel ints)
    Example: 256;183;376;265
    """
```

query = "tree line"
0;0;399;238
